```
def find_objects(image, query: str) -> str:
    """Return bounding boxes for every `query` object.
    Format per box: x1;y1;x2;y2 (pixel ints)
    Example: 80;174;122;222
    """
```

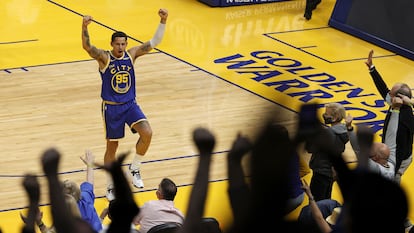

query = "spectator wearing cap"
300;179;341;233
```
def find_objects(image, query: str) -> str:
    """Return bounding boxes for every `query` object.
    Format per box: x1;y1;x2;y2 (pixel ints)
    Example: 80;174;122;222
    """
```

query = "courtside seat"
200;217;222;233
146;217;221;233
147;222;182;233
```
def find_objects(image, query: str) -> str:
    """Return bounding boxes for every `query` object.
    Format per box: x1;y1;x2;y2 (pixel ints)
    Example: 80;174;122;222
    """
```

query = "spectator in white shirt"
133;178;185;233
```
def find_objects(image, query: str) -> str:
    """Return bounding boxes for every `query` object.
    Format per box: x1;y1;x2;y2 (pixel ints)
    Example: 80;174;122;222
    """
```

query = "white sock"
130;154;142;171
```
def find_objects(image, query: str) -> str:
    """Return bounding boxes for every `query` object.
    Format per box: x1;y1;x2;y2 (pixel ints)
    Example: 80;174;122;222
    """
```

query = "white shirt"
134;199;184;233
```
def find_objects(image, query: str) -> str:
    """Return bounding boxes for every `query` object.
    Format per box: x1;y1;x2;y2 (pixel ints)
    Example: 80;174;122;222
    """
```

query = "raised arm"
20;210;52;233
365;50;390;99
97;152;139;233
355;125;374;171
41;148;77;233
178;127;215;233
227;133;252;227
128;8;168;61
21;174;40;233
81;15;108;69
301;179;332;233
80;150;94;185
345;114;362;161
364;49;374;68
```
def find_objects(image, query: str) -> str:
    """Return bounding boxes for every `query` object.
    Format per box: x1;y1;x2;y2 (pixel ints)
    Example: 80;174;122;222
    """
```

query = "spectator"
99;201;138;233
226;126;305;217
62;150;102;232
41;148;96;233
226;119;310;233
285;148;306;215
21;209;56;233
178;127;217;233
300;179;342;233
366;50;414;230
20;194;84;233
226;133;252;232
345;114;394;180
133;178;184;233
225;132;252;233
96;151;140;233
298;103;409;233
20;174;40;233
365;49;414;185
305;102;349;201
28;102;412;233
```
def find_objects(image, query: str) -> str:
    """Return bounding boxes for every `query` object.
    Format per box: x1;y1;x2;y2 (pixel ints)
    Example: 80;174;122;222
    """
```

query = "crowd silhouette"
13;48;414;233
13;100;412;233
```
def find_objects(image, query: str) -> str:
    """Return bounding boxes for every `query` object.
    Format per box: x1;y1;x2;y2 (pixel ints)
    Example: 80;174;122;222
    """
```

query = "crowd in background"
10;50;414;233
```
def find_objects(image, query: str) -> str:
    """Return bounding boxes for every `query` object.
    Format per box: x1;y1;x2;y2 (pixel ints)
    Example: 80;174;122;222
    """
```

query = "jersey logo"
111;71;131;93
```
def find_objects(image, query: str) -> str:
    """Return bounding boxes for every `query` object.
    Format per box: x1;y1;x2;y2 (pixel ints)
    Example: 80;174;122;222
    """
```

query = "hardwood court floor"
1;0;414;232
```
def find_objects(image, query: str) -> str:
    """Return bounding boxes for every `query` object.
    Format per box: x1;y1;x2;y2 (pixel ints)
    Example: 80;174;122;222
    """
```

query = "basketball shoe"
130;165;144;188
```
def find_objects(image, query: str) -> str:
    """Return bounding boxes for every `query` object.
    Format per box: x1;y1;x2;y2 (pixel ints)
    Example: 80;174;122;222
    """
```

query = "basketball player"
81;9;168;201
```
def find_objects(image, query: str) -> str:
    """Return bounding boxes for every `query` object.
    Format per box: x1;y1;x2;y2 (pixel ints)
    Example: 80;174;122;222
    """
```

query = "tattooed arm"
81;15;108;69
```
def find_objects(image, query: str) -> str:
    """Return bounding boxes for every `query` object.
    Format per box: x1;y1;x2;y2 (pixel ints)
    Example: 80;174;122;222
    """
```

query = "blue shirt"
79;182;102;232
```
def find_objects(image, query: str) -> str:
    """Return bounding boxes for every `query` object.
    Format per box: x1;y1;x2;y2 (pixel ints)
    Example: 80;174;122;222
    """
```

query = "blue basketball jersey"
100;51;136;103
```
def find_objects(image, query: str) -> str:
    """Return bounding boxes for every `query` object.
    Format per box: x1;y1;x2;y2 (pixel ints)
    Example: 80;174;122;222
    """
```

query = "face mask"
385;93;391;105
323;115;334;124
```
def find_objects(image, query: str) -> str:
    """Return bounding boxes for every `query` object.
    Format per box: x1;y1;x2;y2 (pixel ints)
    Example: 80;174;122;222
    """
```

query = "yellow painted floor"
2;0;414;232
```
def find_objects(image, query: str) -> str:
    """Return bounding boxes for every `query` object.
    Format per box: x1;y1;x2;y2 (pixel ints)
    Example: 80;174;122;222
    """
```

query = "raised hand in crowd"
178;127;215;233
21;174;40;233
41;148;95;233
95;152;139;233
226;133;252;229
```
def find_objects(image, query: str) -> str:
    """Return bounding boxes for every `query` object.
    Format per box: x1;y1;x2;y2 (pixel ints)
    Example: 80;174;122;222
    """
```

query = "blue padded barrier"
328;0;414;61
